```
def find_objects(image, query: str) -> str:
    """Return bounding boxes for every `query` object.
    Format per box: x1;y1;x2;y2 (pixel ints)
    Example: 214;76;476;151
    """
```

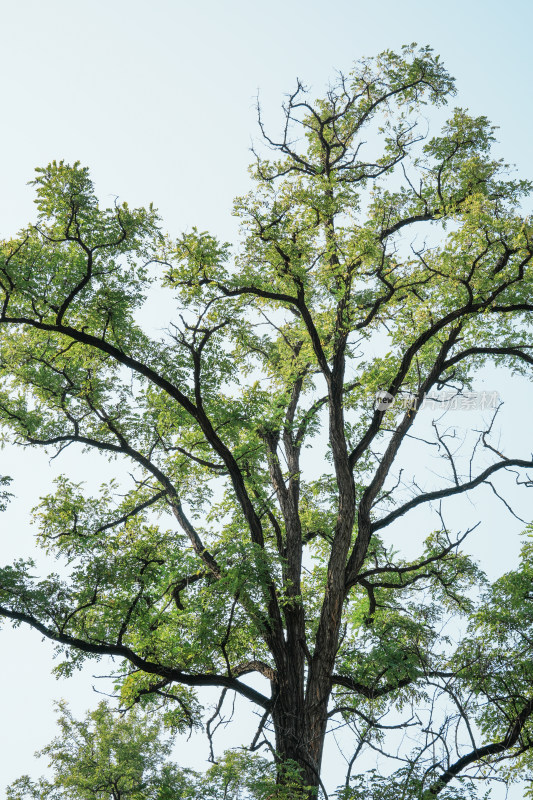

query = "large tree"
1;45;533;798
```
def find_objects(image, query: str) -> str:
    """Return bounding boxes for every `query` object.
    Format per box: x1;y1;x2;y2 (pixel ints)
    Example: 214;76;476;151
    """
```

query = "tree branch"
372;458;533;532
0;603;272;710
428;696;533;795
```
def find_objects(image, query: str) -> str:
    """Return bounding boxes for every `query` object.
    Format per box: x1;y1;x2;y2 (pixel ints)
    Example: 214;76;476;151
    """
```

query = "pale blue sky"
0;0;532;795
2;0;532;238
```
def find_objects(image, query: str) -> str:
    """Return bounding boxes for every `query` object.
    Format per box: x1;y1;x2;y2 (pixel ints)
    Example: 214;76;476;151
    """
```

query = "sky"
0;0;532;795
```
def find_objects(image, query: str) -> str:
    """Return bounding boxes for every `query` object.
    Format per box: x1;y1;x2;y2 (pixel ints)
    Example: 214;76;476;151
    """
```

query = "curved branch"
331;673;413;699
0;313;266;551
372;458;533;532
0;603;272;710
443;345;533;370
428;696;533;795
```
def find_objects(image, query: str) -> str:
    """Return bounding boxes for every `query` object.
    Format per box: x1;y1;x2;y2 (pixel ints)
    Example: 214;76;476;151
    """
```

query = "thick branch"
0;314;266;551
428;696;533;795
0;604;272;710
331;673;413;699
372;459;533;532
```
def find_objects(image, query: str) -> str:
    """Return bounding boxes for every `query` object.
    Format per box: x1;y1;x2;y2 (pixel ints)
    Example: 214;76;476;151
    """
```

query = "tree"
0;44;532;798
6;700;196;800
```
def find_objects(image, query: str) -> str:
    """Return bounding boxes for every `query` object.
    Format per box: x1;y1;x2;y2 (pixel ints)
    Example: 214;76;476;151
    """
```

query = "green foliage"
0;45;532;799
198;752;314;800
337;767;490;800
5;701;197;800
0;475;12;511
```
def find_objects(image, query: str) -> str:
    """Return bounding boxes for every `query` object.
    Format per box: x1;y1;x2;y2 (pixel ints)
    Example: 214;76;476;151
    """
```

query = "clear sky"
0;0;532;795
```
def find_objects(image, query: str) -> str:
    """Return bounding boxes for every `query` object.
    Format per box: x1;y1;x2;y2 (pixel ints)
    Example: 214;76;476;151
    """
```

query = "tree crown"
1;45;532;798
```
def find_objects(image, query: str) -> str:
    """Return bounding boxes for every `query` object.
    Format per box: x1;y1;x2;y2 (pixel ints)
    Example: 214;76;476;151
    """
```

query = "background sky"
0;0;532;796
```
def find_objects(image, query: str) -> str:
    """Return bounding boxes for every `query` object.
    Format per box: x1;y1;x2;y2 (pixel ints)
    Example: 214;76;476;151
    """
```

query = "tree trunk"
272;668;330;799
